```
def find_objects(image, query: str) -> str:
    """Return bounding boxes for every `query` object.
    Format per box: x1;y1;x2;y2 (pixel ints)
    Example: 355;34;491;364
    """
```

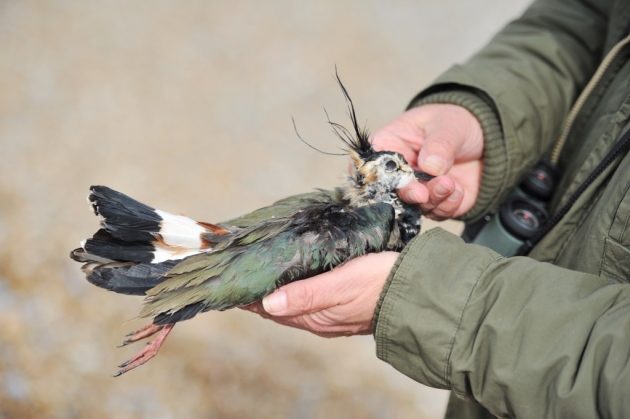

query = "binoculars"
462;161;558;257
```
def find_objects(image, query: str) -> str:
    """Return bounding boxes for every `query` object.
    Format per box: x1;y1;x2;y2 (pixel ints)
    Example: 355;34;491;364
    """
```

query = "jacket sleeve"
409;0;612;220
374;228;630;419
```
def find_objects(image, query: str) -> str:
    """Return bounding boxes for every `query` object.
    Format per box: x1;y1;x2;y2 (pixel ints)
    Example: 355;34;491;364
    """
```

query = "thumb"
417;136;456;176
262;273;340;316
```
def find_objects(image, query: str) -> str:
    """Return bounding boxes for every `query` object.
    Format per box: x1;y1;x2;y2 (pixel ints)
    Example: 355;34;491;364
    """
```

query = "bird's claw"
113;323;174;377
117;323;164;347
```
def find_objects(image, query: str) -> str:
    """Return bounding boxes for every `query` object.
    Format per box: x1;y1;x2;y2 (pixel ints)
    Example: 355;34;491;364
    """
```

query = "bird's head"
296;71;427;205
349;149;416;194
324;73;415;202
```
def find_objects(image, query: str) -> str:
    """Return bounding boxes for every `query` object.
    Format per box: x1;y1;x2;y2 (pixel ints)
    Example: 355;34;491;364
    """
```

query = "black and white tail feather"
70;186;231;295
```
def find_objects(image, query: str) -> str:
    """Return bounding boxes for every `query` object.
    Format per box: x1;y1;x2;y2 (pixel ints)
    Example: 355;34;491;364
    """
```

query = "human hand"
243;252;398;337
372;104;484;219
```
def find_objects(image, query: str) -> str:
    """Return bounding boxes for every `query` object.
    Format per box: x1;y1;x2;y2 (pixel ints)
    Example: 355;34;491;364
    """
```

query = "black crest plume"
327;70;374;159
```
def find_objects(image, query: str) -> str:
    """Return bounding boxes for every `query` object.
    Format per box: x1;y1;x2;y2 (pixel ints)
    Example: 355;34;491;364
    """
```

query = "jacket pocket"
600;236;630;283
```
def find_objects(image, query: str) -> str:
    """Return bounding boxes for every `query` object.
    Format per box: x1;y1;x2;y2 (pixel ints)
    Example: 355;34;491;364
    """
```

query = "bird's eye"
385;160;398;172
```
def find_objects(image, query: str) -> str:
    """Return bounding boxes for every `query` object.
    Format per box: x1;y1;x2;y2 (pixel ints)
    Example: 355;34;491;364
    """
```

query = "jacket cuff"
409;90;505;221
374;228;500;390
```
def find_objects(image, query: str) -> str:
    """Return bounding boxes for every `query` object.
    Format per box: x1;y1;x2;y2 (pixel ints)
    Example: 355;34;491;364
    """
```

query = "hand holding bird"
71;74;485;375
371;104;484;219
244;251;399;337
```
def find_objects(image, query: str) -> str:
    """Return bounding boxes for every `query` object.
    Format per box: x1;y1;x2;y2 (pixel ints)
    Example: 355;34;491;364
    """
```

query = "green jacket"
373;0;630;418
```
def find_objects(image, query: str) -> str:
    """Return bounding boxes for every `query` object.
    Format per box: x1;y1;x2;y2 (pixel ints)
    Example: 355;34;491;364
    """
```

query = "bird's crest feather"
328;69;374;159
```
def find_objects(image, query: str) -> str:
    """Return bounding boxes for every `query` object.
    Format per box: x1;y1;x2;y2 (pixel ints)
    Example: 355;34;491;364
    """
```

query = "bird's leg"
114;323;175;377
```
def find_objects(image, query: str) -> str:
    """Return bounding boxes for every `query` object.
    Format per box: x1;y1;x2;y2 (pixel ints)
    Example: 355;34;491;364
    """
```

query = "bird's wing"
139;201;395;324
199;189;343;247
220;188;342;228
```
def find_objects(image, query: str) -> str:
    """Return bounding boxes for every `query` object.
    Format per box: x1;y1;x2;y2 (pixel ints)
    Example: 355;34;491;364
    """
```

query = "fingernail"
262;291;287;314
422;155;446;174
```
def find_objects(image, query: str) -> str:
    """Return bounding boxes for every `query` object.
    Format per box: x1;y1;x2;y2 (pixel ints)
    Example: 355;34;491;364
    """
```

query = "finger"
397;181;429;204
430;185;464;219
241;302;330;333
265;313;367;338
425;175;456;208
262;271;342;316
417;139;456;176
241;302;333;332
240;302;266;314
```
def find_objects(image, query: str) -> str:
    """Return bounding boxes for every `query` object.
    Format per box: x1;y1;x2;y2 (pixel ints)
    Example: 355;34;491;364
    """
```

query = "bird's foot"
118;323;164;347
113;323;174;377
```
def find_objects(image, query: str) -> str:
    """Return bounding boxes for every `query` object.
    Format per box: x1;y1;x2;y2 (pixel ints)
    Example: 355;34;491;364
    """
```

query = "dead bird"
70;76;432;376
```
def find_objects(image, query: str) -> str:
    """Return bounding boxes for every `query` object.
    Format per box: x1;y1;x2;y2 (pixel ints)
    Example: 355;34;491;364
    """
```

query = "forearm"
374;228;630;418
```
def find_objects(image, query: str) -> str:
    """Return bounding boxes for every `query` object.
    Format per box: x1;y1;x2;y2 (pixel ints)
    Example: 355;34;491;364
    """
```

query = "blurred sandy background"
0;1;530;418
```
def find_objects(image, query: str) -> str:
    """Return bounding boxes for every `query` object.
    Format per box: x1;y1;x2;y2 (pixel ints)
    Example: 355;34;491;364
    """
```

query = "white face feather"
362;153;415;191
